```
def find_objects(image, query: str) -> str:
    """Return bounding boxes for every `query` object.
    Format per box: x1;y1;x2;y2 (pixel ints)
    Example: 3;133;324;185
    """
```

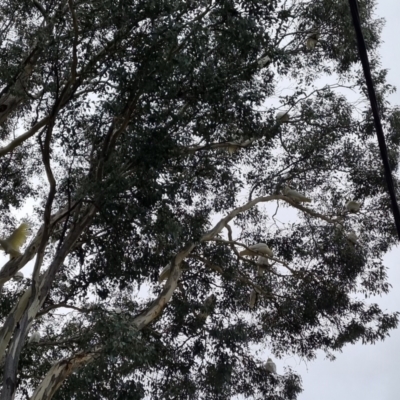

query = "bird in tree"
257;55;271;67
265;358;277;374
225;127;249;155
240;243;273;257
0;1;398;399
306;31;319;50
198;294;217;320
345;200;361;213
282;186;312;203
257;256;270;276
249;289;257;309
276;111;290;122
346;230;358;244
227;144;240;155
12;271;24;281
0;222;31;259
28;331;40;343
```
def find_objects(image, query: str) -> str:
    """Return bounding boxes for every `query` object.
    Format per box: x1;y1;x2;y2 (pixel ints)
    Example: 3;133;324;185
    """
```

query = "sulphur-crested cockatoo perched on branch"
226;129;244;154
345;200;361;213
12;271;24;281
227;144;240;155
198;294;217;320
28;331;40;343
257;256;270;276
276;111;290;122
257;55;271;67
0;222;31;259
240;243;273;257
306;32;319;50
265;358;277;374
346;230;358;244
249;289;257;309
282;186;311;203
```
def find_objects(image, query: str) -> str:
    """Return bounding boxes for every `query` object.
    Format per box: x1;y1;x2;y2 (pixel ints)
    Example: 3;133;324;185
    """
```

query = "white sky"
288;2;400;399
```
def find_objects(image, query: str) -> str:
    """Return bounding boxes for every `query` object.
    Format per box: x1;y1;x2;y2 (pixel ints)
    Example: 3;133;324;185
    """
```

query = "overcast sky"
286;2;400;399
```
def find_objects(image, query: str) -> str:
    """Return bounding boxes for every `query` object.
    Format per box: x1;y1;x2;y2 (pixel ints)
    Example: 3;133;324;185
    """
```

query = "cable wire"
348;0;400;240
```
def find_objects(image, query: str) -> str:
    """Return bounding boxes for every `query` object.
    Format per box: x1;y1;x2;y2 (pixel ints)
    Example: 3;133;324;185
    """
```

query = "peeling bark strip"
29;194;339;399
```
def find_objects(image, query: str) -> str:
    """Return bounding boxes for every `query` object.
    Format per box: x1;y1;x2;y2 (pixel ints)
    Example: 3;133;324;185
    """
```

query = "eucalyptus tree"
0;0;399;399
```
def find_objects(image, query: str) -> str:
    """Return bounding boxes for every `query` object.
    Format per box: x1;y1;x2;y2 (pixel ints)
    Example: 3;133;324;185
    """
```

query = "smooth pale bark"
0;204;92;399
0;116;51;158
30;244;195;399
30;351;97;400
0;288;32;364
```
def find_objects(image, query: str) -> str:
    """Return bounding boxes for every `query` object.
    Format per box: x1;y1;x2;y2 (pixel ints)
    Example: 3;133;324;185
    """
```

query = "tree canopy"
0;0;399;399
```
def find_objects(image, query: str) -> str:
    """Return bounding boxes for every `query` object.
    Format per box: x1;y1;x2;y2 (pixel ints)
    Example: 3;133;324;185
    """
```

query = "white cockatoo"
249;289;257;309
28;331;40;343
158;263;171;283
257;55;271;67
346;230;358;244
114;307;122;314
203;294;216;308
345;200;361;213
226;130;244;154
282;186;311;203
265;358;277;374
0;222;31;259
198;294;217;320
276;111;290;122
240;243;273;257
227;145;240;155
306;32;319;50
12;271;24;282
257;256;270;276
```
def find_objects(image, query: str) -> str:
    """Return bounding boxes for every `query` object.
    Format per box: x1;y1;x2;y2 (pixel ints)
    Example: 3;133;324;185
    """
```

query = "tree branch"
67;0;79;82
0;288;32;365
0;116;51;158
0;0;70;124
36;303;89;318
32;0;48;21
27;189;341;398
